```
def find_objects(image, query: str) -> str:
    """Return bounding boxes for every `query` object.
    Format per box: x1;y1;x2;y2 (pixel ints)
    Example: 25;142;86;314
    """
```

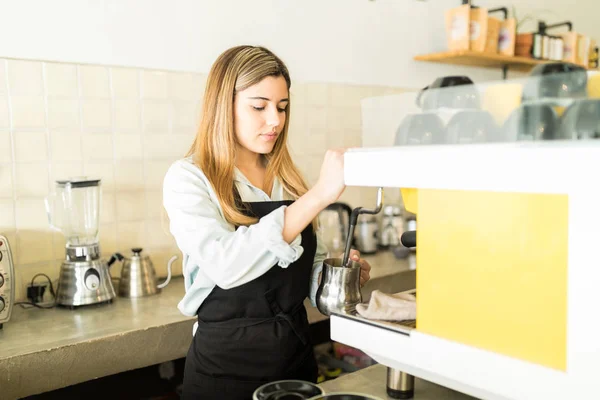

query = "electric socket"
27;283;47;304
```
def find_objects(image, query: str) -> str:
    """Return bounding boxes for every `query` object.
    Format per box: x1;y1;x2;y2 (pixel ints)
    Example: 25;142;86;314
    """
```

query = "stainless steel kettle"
112;248;178;298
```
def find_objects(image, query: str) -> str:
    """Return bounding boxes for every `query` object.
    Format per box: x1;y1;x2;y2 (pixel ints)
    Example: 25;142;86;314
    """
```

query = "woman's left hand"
347;249;371;287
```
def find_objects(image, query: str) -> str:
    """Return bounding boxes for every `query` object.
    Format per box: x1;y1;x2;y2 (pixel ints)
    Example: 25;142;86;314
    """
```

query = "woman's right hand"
314;148;347;206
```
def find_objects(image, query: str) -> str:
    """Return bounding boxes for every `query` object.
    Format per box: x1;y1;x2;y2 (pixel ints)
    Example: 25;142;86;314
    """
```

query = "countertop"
319;364;478;400
0;250;414;400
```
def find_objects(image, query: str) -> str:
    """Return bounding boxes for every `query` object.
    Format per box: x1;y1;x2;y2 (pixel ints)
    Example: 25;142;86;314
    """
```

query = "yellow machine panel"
415;189;568;371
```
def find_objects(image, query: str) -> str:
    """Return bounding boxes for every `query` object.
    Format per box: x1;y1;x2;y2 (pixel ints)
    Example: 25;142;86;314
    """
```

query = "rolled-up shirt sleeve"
308;230;328;307
163;161;303;290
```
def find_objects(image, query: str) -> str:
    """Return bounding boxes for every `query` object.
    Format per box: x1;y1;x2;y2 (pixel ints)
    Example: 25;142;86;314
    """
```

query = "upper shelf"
413;50;595;73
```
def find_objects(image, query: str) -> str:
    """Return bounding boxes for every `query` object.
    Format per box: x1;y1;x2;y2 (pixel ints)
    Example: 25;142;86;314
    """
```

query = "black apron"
182;199;319;400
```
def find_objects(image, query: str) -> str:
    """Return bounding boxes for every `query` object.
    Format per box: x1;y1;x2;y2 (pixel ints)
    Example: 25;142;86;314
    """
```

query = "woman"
163;45;371;399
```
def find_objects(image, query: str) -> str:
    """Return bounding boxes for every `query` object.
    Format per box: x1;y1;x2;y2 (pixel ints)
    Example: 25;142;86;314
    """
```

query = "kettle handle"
157;255;178;289
108;252;124;267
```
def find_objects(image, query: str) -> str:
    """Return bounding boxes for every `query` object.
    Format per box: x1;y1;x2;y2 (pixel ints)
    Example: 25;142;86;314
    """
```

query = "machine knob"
0;297;5;313
84;269;101;291
0;273;4;289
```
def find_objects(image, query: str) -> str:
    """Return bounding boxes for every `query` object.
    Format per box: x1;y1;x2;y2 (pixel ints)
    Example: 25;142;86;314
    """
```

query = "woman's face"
233;75;289;158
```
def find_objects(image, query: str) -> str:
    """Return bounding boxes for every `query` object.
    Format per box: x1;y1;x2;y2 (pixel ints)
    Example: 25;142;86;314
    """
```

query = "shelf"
414;50;556;73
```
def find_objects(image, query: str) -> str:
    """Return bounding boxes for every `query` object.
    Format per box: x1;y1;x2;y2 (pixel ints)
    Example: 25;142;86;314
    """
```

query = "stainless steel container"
355;215;378;254
316;258;362;316
386;367;414;399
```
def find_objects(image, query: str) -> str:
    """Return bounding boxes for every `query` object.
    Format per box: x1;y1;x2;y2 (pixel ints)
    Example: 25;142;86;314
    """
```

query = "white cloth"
163;156;328;320
356;290;416;321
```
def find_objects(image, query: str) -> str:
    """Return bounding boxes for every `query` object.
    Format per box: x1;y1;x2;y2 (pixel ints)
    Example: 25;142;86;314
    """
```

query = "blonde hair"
186;45;316;228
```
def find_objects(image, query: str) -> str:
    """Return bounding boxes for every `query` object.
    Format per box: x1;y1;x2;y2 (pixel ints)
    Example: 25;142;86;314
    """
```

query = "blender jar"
45;178;101;247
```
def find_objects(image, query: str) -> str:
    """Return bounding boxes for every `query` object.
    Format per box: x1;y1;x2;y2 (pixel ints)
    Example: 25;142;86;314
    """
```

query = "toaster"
0;234;15;328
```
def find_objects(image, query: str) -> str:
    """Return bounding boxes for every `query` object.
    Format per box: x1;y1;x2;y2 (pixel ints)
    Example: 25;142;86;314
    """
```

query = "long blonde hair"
187;45;315;228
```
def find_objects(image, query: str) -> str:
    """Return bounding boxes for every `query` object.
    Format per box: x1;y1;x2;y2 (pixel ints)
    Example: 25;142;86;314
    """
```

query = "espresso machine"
45;177;116;307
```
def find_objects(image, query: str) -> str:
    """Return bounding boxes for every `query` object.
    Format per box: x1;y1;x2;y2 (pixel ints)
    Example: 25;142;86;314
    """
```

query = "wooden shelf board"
414;50;550;72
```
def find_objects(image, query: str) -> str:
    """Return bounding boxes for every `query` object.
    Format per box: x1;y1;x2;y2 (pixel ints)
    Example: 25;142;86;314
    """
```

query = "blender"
45;177;116;307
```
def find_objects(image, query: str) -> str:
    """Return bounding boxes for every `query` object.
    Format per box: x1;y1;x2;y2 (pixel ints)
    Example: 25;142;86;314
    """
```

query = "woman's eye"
277;108;286;113
252;106;265;111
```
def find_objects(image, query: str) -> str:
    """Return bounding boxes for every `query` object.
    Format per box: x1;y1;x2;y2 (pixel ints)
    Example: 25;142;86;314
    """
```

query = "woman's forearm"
282;187;328;243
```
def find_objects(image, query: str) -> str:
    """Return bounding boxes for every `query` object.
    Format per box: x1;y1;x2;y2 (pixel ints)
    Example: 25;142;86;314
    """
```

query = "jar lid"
56;176;101;188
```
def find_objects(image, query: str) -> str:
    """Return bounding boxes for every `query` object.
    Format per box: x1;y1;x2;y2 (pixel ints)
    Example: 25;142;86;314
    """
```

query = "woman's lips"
260;133;278;141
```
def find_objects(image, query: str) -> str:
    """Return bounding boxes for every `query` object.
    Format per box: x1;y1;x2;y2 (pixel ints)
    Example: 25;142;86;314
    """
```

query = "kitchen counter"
319;364;478;400
0;250;413;400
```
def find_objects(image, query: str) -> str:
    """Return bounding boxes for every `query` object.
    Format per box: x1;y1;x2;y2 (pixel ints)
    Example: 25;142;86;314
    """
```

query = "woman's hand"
346;249;371;287
314;148;347;206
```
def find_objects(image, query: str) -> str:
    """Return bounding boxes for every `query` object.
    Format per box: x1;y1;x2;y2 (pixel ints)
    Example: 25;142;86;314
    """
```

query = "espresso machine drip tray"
333;289;417;335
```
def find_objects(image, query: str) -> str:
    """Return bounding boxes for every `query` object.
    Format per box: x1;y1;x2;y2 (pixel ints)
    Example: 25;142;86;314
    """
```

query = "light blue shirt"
163;156;326;319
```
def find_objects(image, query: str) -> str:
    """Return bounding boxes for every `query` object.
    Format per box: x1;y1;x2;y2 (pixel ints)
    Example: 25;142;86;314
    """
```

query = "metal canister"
386;367;415;399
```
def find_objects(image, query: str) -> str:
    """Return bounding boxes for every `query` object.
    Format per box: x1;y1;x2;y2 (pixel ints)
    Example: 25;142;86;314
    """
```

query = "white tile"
44;63;78;97
306;106;327;134
0;164;13;198
288;106;306;137
15;197;49;230
81;99;112;132
50;162;83;185
171;101;199;131
142;70;168;99
296;155;322;186
288;129;313;156
290;83;307;107
81;134;113;162
17;231;54;264
144;161;171;190
305;83;330;107
98;222;117;256
100;192;115;224
79;65;110;98
47;98;80;129
10;96;46;129
327;129;362;149
327;107;361;133
0;60;6;95
145;190;164;218
83;162;114;192
114;134;142;160
7;60;43;96
114;99;141;133
117;221;147;251
146;218;174;248
14;131;48;162
110;67;139;98
168;72;205;101
0;96;9;128
305;132;327;157
114;162;144;190
329;84;368;108
142;101;170;133
0;131;12;162
0;198;15;231
143;134;188;159
116;191;146;221
50;132;82;162
14;164;49;197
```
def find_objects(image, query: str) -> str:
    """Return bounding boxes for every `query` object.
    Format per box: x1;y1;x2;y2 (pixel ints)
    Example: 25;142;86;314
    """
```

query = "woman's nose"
266;107;282;128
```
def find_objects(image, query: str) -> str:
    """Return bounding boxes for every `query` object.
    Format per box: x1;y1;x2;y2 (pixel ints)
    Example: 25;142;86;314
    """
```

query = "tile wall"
0;57;405;301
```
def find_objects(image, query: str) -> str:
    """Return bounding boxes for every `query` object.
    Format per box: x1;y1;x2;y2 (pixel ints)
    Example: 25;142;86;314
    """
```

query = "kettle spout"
157;255;178;289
